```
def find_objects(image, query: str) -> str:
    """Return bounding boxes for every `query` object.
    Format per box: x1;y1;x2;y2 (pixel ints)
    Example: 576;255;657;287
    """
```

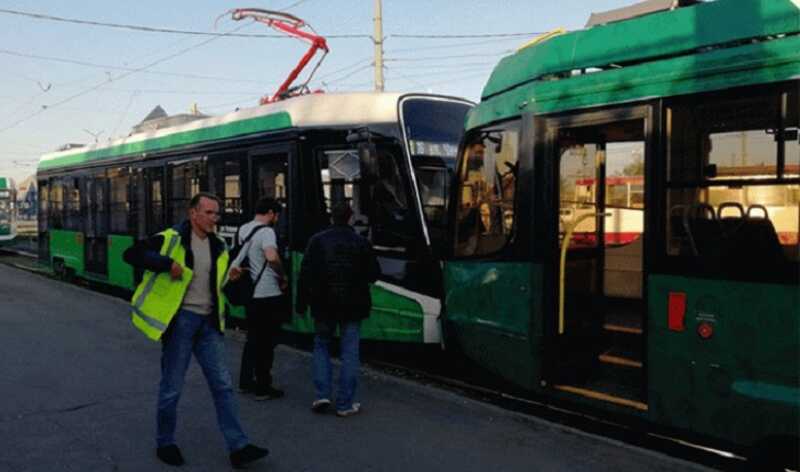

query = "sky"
0;0;639;183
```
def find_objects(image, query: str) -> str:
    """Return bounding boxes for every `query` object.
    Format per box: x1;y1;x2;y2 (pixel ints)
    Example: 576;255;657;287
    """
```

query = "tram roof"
38;92;408;172
469;0;800;128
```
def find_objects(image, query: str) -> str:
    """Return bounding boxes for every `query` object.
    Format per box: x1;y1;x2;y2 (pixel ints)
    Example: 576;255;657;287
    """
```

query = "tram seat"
721;216;786;280
683;216;721;258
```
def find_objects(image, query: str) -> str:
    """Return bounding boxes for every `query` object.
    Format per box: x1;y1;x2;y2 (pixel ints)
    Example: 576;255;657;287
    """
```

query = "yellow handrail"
558;212;609;334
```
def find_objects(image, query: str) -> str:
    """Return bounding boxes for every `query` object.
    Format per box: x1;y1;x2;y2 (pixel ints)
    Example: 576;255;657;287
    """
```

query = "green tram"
37;92;472;344
443;0;799;466
0;177;17;246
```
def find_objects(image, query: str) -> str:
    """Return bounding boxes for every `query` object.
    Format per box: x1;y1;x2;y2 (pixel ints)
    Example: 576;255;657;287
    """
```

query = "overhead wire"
386;36;531;54
389;32;546;39
0;22;252;134
313;56;374;82
385;51;513;62
0;48;270;85
385;61;496;70
281;0;314;10
319;64;373;86
0;8;548;40
385;64;494;80
110;90;139;139
0;8;370;39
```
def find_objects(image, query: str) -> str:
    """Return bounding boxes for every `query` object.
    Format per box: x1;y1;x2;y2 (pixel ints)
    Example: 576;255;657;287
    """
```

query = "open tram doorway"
546;111;650;411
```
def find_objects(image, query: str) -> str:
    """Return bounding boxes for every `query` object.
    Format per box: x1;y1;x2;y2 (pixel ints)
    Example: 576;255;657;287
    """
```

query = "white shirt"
234;220;282;299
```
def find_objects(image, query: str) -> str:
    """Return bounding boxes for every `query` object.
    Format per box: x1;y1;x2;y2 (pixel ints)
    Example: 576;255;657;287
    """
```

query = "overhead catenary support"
374;0;384;92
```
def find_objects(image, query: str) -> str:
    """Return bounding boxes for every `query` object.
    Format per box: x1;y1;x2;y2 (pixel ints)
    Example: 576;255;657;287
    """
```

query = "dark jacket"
296;224;380;322
123;220;228;332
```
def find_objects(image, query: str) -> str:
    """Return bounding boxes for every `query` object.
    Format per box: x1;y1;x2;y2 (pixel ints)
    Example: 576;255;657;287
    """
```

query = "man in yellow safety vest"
124;192;269;469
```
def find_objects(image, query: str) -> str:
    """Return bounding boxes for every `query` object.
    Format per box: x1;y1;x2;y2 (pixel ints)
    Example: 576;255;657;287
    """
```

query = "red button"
697;322;713;339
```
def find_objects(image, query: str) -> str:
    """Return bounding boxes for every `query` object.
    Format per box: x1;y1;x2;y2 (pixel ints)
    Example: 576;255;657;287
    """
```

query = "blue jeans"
157;309;249;452
313;320;361;411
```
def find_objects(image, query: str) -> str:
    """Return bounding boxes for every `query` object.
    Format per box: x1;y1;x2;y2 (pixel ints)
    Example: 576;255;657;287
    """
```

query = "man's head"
188;192;221;236
254;197;282;225
331;201;353;226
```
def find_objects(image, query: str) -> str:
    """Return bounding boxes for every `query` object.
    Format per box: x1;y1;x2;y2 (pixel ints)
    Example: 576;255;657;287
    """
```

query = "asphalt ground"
0;262;715;471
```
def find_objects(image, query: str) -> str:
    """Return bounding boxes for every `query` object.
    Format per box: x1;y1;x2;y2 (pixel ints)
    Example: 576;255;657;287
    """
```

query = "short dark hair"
189;192;221;210
331;201;353;225
254;197;281;215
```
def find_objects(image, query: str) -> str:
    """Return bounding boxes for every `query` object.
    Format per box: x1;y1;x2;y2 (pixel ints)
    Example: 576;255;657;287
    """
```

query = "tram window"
168;160;204;225
371;148;412;251
49;179;63;229
63;178;81;231
109;168;129;233
253;152;289;252
317;149;368;230
148;171;164;235
415;165;449;234
90;175;109;237
666;87;799;281
128;169;146;239
454;120;519;257
208;156;244;227
38;180;48;233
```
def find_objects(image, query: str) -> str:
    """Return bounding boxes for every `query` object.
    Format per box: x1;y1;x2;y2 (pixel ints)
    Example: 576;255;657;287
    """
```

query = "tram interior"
666;91;799;284
555;119;647;408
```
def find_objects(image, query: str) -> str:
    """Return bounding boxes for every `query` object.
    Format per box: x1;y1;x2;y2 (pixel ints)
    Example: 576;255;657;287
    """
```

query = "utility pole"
373;0;385;92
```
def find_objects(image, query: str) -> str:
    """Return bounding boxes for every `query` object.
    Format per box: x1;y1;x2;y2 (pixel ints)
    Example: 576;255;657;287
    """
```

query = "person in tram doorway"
296;201;380;417
232;197;289;400
123;192;269;469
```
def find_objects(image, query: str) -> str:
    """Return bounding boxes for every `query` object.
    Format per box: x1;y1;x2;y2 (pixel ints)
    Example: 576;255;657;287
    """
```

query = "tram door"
250;145;291;312
84;173;109;276
546;111;649;410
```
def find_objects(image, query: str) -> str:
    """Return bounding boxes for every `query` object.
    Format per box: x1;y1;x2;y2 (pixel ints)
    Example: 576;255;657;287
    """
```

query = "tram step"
553;360;647;410
598;345;642;368
553;384;648;411
603;309;643;335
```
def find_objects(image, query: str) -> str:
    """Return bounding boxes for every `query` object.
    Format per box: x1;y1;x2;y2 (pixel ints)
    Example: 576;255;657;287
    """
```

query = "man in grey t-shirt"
232;197;288;400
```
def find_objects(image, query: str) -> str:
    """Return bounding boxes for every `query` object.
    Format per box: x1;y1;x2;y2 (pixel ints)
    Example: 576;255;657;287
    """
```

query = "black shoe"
254;386;284;401
230;444;269;469
156;445;185;466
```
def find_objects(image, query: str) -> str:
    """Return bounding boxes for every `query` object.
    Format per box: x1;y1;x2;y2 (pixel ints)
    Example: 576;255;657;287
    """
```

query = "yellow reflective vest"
130;228;229;341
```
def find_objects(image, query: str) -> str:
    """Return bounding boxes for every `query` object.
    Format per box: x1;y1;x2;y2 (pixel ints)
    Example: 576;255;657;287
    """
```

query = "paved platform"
0;263;713;471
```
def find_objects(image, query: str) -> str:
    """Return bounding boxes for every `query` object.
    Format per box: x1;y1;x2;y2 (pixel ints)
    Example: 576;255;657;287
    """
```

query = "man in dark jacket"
123;192;268;468
296;201;380;417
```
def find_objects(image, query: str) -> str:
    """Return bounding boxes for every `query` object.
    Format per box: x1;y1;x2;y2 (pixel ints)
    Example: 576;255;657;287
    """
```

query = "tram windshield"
401;97;472;248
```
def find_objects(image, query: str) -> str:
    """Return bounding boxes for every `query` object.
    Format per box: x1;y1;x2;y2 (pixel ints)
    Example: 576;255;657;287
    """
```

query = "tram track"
0;248;754;471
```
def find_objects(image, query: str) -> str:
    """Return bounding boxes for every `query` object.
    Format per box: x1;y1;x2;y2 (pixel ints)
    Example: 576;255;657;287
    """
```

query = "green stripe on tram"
39;111;292;171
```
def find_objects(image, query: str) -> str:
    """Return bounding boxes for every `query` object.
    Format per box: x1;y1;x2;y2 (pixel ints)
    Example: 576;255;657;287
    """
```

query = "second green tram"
444;0;799;467
37;92;472;344
0;177;17;246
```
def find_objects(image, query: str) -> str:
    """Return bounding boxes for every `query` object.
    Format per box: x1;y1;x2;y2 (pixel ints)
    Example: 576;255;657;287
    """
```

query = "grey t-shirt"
234;220;282;299
181;231;213;315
